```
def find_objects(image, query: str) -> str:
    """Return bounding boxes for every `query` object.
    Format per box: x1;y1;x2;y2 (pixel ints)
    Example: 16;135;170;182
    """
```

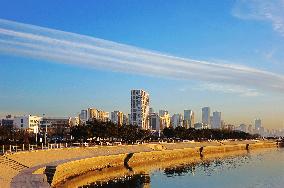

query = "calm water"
78;148;284;188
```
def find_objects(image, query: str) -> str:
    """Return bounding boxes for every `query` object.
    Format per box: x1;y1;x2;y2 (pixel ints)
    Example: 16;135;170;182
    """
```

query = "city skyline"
0;1;284;129
1;88;283;137
0;90;276;132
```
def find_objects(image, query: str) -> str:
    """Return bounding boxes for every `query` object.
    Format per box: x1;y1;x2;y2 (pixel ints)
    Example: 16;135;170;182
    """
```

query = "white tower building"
131;89;150;129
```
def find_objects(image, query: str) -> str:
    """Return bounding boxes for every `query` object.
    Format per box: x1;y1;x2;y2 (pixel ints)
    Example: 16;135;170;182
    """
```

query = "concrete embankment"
0;140;277;188
51;141;278;187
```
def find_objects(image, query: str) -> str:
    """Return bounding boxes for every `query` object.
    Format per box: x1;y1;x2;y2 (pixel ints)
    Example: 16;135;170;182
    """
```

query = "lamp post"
34;126;38;144
43;114;47;146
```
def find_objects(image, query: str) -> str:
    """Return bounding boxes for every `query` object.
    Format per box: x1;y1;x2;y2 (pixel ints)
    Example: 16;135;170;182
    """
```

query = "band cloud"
0;18;283;94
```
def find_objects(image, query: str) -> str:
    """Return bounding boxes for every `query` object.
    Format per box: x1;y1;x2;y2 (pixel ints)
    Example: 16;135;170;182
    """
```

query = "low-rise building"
14;115;42;131
40;117;71;129
194;122;204;130
1;115;14;127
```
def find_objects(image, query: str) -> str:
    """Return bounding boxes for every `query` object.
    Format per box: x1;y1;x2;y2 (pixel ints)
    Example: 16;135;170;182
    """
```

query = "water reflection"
78;174;150;188
163;152;252;178
76;148;284;188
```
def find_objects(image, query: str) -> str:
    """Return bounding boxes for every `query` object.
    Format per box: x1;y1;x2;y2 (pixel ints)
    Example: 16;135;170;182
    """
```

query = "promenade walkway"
0;140;270;187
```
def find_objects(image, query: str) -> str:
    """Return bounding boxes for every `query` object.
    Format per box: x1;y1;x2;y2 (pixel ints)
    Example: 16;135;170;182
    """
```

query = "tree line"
70;119;259;143
0;119;259;145
162;126;259;141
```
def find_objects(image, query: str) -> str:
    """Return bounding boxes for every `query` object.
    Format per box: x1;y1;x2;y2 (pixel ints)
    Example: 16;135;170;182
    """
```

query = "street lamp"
43;114;47;146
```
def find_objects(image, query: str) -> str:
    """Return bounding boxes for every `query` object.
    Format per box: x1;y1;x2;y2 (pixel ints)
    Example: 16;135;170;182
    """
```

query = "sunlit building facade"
184;110;194;128
131;89;150;129
111;111;124;126
160;111;171;129
14;115;42;131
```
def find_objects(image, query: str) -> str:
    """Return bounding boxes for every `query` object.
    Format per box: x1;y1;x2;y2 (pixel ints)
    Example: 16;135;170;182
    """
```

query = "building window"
21;119;23;123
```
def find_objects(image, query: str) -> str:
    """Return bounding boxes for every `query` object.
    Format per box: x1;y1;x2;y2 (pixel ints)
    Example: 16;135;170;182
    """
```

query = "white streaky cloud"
195;83;261;97
232;0;284;36
0;18;284;94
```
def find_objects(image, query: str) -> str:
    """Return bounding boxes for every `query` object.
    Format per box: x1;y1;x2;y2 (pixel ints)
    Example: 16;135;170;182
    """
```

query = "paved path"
5;140;265;187
10;145;153;188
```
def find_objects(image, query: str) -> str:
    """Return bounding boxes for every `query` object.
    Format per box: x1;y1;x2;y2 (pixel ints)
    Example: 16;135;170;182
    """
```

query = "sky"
0;0;283;129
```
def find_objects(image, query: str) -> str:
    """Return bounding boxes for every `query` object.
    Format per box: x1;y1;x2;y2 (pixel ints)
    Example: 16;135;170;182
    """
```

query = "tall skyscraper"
255;118;262;130
202;107;210;126
131;89;150;129
171;114;183;128
184;110;194;128
212;111;221;129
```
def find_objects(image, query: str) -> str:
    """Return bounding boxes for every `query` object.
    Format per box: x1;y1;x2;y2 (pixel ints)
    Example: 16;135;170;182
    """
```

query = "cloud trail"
232;0;284;36
0;18;284;94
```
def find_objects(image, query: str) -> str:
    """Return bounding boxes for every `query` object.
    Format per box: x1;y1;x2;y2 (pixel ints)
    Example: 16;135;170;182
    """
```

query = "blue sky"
0;0;283;128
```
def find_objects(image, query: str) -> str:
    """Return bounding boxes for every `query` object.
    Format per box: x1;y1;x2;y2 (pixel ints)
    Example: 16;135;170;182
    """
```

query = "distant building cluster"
0;89;283;137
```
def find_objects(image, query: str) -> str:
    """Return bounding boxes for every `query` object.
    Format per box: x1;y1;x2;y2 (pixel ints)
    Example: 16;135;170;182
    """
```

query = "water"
67;148;284;188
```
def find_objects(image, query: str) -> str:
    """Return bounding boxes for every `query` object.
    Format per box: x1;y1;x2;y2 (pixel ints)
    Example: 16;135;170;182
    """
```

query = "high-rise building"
160;112;171;129
149;113;160;131
127;114;131;125
171;114;183;128
239;124;247;132
149;108;154;114
210;116;213;128
202;107;210;126
99;111;109;122
70;117;79;126
255;118;262;130
123;114;129;125
79;110;88;124
85;108;109;122
248;124;253;134
212;111;221;129
111;111;124;126
184;110;194;128
87;108;98;120
159;110;168;116
131;89;150;129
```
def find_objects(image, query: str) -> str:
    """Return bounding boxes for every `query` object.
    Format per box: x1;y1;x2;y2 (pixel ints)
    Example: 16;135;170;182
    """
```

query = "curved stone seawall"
51;141;278;187
0;140;277;187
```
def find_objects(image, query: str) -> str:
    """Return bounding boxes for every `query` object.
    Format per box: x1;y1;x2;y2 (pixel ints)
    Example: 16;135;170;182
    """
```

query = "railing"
0;141;125;155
